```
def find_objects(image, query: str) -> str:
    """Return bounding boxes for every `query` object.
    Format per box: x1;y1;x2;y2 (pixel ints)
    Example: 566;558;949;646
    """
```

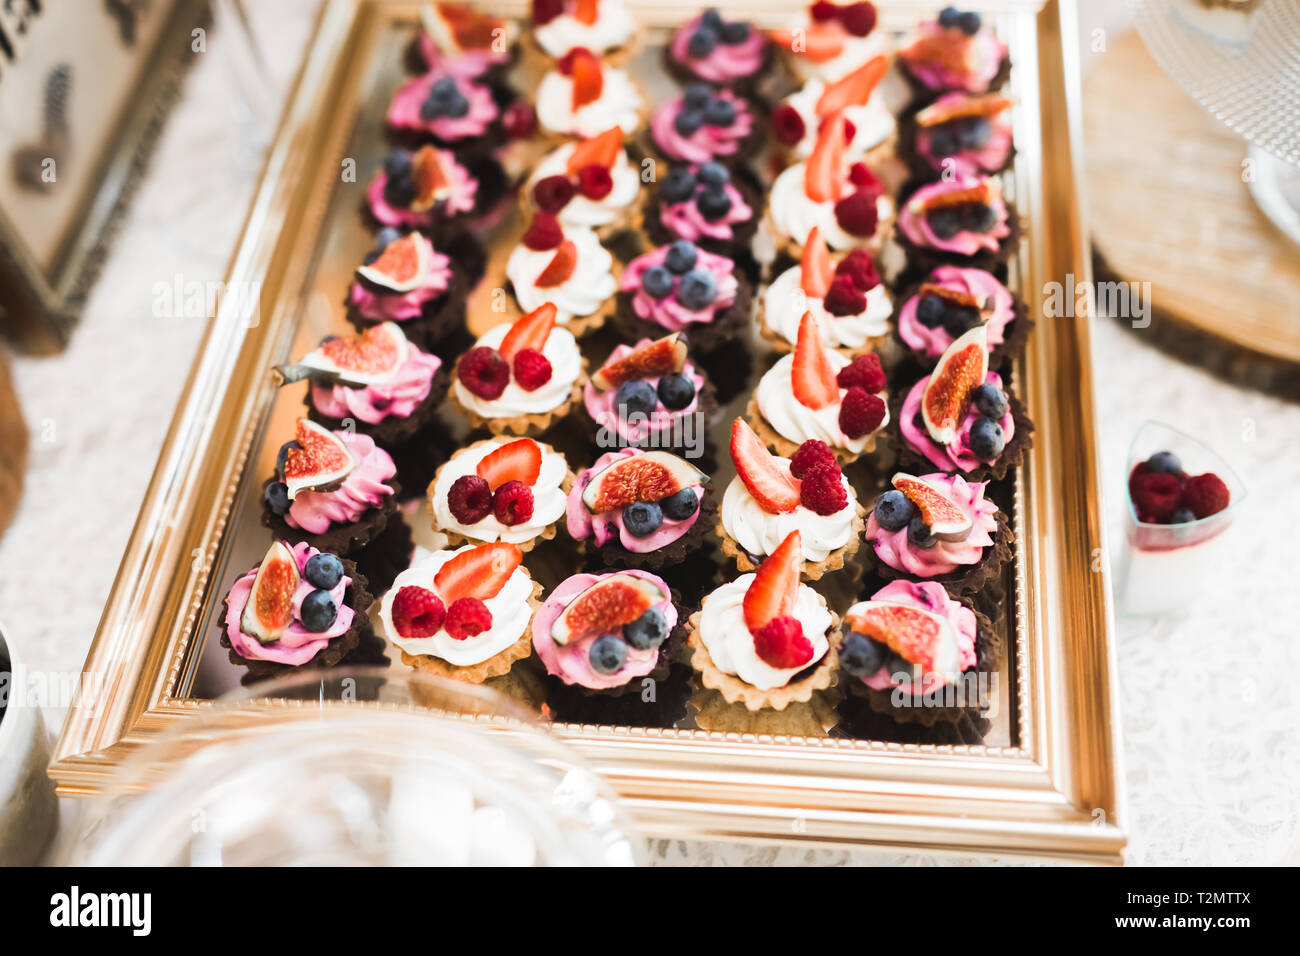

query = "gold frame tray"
51;0;1125;863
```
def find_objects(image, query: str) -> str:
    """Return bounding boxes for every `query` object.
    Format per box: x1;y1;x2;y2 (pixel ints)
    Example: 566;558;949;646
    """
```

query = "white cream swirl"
721;466;857;563
786;28;892;83
507;226;617;324
524;141;642;230
698;576;832;689
769;162;894;251
380;546;534;666
756;350;889;454
784;79;895;160
762;264;891;350
453;321;582;417
430;439;569;544
534;2;637;58
536;67;644;138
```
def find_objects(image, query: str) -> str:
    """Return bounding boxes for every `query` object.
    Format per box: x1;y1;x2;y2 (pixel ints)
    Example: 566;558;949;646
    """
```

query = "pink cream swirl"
897;177;1010;256
650;90;754;164
902;20;1008;94
900;370;1015;473
349;240;452;322
285;431;396;535
565;449;703;554
669;14;766;84
916;94;1013;178
657;181;752;242
310;348;442;425
856;580;978;693
619;244;739;331
864;473;999;578
583;340;705;444
387;70;499;142
417;36;510;77
896;266;1016;359
365;159;478;229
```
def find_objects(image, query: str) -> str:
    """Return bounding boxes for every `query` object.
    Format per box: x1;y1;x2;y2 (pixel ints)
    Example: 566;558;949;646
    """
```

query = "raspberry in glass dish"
1128;451;1231;526
897;7;1010;103
649;84;759;166
769;1;890;84
644;161;760;259
535;46;645;139
663;9;772;93
893;264;1029;366
895;174;1018;271
506;213;618;334
903;92;1015;180
521;126;642;236
770;55;894;162
614;238;750;352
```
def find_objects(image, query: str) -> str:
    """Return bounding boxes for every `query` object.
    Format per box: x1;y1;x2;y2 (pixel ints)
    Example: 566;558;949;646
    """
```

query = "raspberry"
532;0;563;26
847;162;882;195
823;273;868;316
840;2;878;38
799;461;848;515
810;1;838;22
391;586;446;639
447;474;493;524
458;346;510;399
789;439;836;479
842;117;858;144
752;616;815;669
556;46;594;76
521;212;564;251
838;386;886;439
503;100;537;140
1130;471;1182;522
833;189;879;238
836;353;885;392
444;597;493;640
577;163;613;200
492;480;535;526
532;175;576;213
512;347;553;391
771;104;806;145
835;247;881;292
1181;473;1230;520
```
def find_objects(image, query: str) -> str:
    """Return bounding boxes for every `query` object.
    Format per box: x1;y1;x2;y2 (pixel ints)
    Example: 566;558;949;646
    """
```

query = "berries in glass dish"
1128;451;1231;524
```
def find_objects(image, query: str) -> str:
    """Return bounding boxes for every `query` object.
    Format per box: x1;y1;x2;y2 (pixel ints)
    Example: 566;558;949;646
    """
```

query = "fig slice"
283;419;356;500
921;324;988;446
591;333;687;391
915;94;1014;127
918;282;986;311
275;322;409;387
551;572;669;646
240;541;301;644
844;601;961;678
408;145;451;213
357;232;433;291
581;451;706;514
891;472;972;541
906;179;997;216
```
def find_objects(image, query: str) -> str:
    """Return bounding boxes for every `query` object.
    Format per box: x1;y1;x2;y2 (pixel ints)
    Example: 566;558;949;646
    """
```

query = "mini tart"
897;92;1015;182
426;437;575;551
841;578;1002;728
366;147;504;234
642;164;762;259
661;11;773;93
645;87;763;167
716;497;865;582
771;61;896;165
534;55;647;140
614;241;751;353
891;265;1030;367
768;4;892;85
765;158;896;259
520;132;645;237
895;175;1020;272
506;224;620;335
896;14;1011;104
528;0;643;63
405;5;519;82
385;68;507;157
344;234;470;352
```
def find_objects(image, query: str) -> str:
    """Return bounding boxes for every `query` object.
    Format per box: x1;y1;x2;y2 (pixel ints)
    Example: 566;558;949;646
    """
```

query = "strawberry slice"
742;530;802;633
573;0;599;26
476;439;543;491
792;312;839;410
535;240;577;288
769;23;847;64
804;112;847;204
730;418;800;514
815;55;888;117
565;126;624;176
499;302;557;361
569;48;603;111
799;226;835;299
434;542;523;603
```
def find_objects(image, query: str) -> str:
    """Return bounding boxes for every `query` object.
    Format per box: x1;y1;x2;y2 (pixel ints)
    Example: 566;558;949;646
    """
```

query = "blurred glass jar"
70;669;643;866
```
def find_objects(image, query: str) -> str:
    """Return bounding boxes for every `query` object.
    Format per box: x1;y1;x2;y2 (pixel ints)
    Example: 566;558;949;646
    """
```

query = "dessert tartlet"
893;264;1029;366
221;541;371;678
759;225;892;355
718;420;865;580
901;92;1014;180
565;447;712;571
643;161;759;258
770;56;893;162
746;311;890;464
895;174;1018;271
769;1;890;84
897;8;1010;102
344;230;469;351
663;9;772;93
366;146;507;235
386;68;506;155
450;303;587;436
688;530;838;712
407;3;518;81
530;0;640;62
583;333;715;458
381;542;540;682
891;325;1031;481
767;113;894;255
261;418;400;556
614;238;749;352
648;84;760;166
427;436;573;550
521;126;643;236
863;470;1012;595
535;47;645;139
506;214;618;334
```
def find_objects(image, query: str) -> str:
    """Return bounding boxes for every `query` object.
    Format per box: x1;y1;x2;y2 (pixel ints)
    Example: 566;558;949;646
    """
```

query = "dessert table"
2;0;1297;866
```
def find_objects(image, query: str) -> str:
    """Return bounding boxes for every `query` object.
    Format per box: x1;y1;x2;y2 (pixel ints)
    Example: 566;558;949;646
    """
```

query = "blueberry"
908;516;937;548
696;186;733;221
916;294;948;329
276;441;300;480
676;268;718;309
873;489;914;532
682;83;712;109
300;589;339;633
701;8;724;31
661;487;699;520
696;161;729;186
375;226;402;249
958;116;992;150
641;265;674;299
431;75;459;100
264;481;290;516
383;175;417;208
1146;450;1183;475
623;501;664;537
972;382;1008;419
674;108;705;137
720;21;751;45
928;207;962;239
383;150;412;178
961;203;998;233
969;416;1005;461
362;250;381;266
615;380;659;419
839;631;887;678
938;6;961;27
624;607;669;650
660;167;697;203
443;92;470;118
958;11;982;35
688;26;718;58
664;239;698;274
589;634;628;674
419;96;443;121
1171;507;1196;524
928;126;959;157
883;651;915;678
304;552;345;590
657;372;696;411
703;98;736;127
941;304;980;338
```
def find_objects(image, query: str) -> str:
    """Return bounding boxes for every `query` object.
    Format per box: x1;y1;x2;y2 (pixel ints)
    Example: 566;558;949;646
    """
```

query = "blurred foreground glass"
1115;421;1246;616
70;669;644;865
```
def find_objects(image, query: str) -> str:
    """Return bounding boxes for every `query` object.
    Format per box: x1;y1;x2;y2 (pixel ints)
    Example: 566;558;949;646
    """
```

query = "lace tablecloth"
3;0;1297;866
